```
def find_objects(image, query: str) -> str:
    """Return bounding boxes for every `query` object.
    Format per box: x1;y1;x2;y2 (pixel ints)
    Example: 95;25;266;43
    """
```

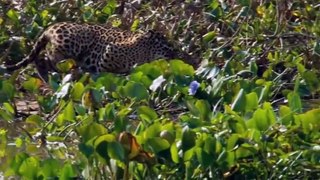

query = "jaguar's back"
4;22;195;81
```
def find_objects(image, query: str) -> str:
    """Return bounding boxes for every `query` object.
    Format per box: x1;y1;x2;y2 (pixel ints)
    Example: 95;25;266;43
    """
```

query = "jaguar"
3;22;197;81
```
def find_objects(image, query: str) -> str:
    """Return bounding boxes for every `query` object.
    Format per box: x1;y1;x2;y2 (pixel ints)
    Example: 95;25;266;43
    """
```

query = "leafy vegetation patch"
0;0;319;179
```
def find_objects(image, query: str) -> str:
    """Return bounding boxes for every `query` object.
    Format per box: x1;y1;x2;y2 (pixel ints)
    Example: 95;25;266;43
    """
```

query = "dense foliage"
0;0;319;179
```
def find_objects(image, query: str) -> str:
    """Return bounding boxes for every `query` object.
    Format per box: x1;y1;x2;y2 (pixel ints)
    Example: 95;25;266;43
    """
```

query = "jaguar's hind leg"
34;57;52;82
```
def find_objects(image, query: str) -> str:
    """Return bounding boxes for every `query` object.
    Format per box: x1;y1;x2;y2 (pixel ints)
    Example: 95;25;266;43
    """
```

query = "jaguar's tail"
3;34;49;71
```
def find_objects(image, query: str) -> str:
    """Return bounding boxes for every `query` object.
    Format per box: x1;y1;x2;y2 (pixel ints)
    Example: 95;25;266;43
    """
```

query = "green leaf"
122;81;149;100
227;134;239;151
195;147;212;168
40;159;60;178
6;9;19;23
79;143;94;158
60;163;76;179
231;89;246;112
0;81;15;102
169;60;194;76
245;92;258;112
170;142;179;163
237;0;250;6
195;100;211;121
131;19;140;31
144;123;161;139
287;92;302;113
247;106;276;131
295;108;320;133
279;105;293;125
71;82;85;101
302;71;320;93
102;0;117;15
146;137;170;153
0;109;14;121
63;101;75;122
3;102;15;114
202;31;216;43
313;41;320;56
7;153;29;175
107;141;125;161
77;122;108;142
26;115;44;127
183;148;194;161
22;77;41;93
137;106;158;124
18;157;39;179
181;126;196;151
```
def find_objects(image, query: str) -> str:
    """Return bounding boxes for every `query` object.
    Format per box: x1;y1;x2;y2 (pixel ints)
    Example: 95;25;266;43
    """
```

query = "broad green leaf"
183;148;194;161
195;100;211;121
146;137;170;153
123;81;149;100
26;115;44;127
181;126;196;151
18;157;39;179
6;9;19;23
160;130;175;144
56;59;76;72
78;143;94;158
22;77;41;92
302;71;320;93
102;0;117;15
202;31;216;43
3;102;14;114
236;143;256;159
77;122;108;142
137;106;158;124
247;107;276;131
227;134;239;151
144;123;161;139
131;19;140;31
0;80;15;103
71;82;85;101
279;105;293;125
245;92;258;112
238;0;251;6
231;89;246;112
7;153;29;176
287;92;302;113
295;108;320;133
107;141;125;161
170;60;194;76
313;41;320;56
63;101;75;122
195;147;212;168
60;163;76;179
0;109;14;121
39;159;60;178
170;142;179;163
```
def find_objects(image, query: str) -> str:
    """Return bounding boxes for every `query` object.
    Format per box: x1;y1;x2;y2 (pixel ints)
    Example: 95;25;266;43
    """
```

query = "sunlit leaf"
202;31;216;43
60;163;76;179
18;157;39;179
22;77;41;93
6;9;19;23
77;123;108;142
146;137;170;154
138;106;158;124
181;126;196;151
231;89;246;112
170;142;179;163
123;81;149;100
287;92;302;113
